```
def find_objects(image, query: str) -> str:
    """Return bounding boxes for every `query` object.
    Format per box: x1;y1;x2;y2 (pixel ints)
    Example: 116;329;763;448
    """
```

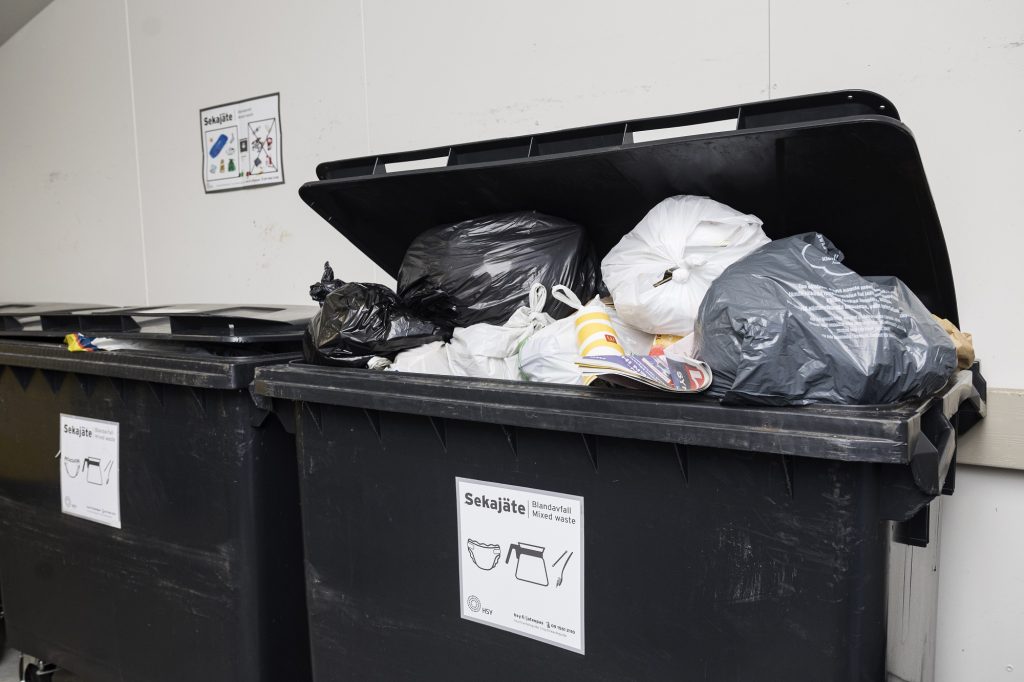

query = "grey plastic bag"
694;233;957;406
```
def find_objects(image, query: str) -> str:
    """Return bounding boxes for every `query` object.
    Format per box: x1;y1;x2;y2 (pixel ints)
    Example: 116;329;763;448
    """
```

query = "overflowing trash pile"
305;198;972;405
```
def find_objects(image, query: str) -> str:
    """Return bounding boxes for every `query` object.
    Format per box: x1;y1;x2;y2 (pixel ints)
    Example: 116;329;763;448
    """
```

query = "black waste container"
0;306;316;682
255;90;988;682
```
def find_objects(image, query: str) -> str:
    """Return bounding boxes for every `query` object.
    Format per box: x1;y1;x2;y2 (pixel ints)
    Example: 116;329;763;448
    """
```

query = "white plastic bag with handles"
601;195;770;335
390;284;555;380
518;286;654;385
447;283;555;381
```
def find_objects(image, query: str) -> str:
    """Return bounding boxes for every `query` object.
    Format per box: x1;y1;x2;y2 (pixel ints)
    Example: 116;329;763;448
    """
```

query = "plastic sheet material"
694;233;958;405
397;211;599;327
64;333;213;355
601;195;770;335
304;277;448;368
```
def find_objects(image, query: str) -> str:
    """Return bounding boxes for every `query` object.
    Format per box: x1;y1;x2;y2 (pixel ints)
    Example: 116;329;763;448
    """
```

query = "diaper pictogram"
467;539;501;571
63;455;81;478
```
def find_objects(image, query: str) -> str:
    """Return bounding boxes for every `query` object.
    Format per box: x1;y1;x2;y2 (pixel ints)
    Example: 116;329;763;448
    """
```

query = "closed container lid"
0;303;316;344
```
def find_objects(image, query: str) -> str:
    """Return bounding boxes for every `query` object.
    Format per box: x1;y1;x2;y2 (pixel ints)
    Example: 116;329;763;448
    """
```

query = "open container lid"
300;89;958;323
0;303;316;344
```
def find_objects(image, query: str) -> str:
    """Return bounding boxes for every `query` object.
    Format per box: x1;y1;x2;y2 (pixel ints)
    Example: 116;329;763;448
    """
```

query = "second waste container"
254;91;987;682
0;305;315;682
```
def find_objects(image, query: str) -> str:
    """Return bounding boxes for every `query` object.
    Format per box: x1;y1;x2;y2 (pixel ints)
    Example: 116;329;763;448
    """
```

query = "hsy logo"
467;595;492;615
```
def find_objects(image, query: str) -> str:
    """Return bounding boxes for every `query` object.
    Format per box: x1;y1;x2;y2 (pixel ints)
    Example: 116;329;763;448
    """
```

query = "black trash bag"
309;261;345;303
397;211;599;326
694;233;957;406
304;264;448;368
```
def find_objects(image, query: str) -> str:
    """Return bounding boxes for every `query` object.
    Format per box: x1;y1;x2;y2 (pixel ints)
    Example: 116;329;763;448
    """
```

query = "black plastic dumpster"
0;307;316;682
254;90;987;681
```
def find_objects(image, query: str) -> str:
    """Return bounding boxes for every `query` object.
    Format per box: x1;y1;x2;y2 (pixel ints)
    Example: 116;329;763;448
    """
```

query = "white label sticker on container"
456;477;584;654
59;415;120;529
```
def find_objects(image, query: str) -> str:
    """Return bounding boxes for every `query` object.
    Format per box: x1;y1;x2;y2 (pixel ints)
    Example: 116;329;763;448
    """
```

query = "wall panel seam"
122;0;150;304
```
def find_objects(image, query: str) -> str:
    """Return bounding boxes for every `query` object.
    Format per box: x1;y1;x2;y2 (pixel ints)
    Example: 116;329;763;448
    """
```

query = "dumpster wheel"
19;655;59;682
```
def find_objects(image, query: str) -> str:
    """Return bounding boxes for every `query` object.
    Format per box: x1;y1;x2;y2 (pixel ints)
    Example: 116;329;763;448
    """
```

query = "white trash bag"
447;283;555;381
601;195;770;335
388;341;453;375
518;286;654;385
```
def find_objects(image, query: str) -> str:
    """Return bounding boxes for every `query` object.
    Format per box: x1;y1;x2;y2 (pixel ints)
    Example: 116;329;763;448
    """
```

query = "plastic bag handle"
550;285;584;311
528;283;547;313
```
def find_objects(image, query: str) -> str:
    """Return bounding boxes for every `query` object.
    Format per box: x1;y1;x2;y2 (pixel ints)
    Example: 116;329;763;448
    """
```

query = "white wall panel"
126;0;386;304
362;0;770;152
0;0;146;304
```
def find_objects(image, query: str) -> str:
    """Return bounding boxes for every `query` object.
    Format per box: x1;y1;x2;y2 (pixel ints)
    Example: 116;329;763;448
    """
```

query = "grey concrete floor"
0;647;18;681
